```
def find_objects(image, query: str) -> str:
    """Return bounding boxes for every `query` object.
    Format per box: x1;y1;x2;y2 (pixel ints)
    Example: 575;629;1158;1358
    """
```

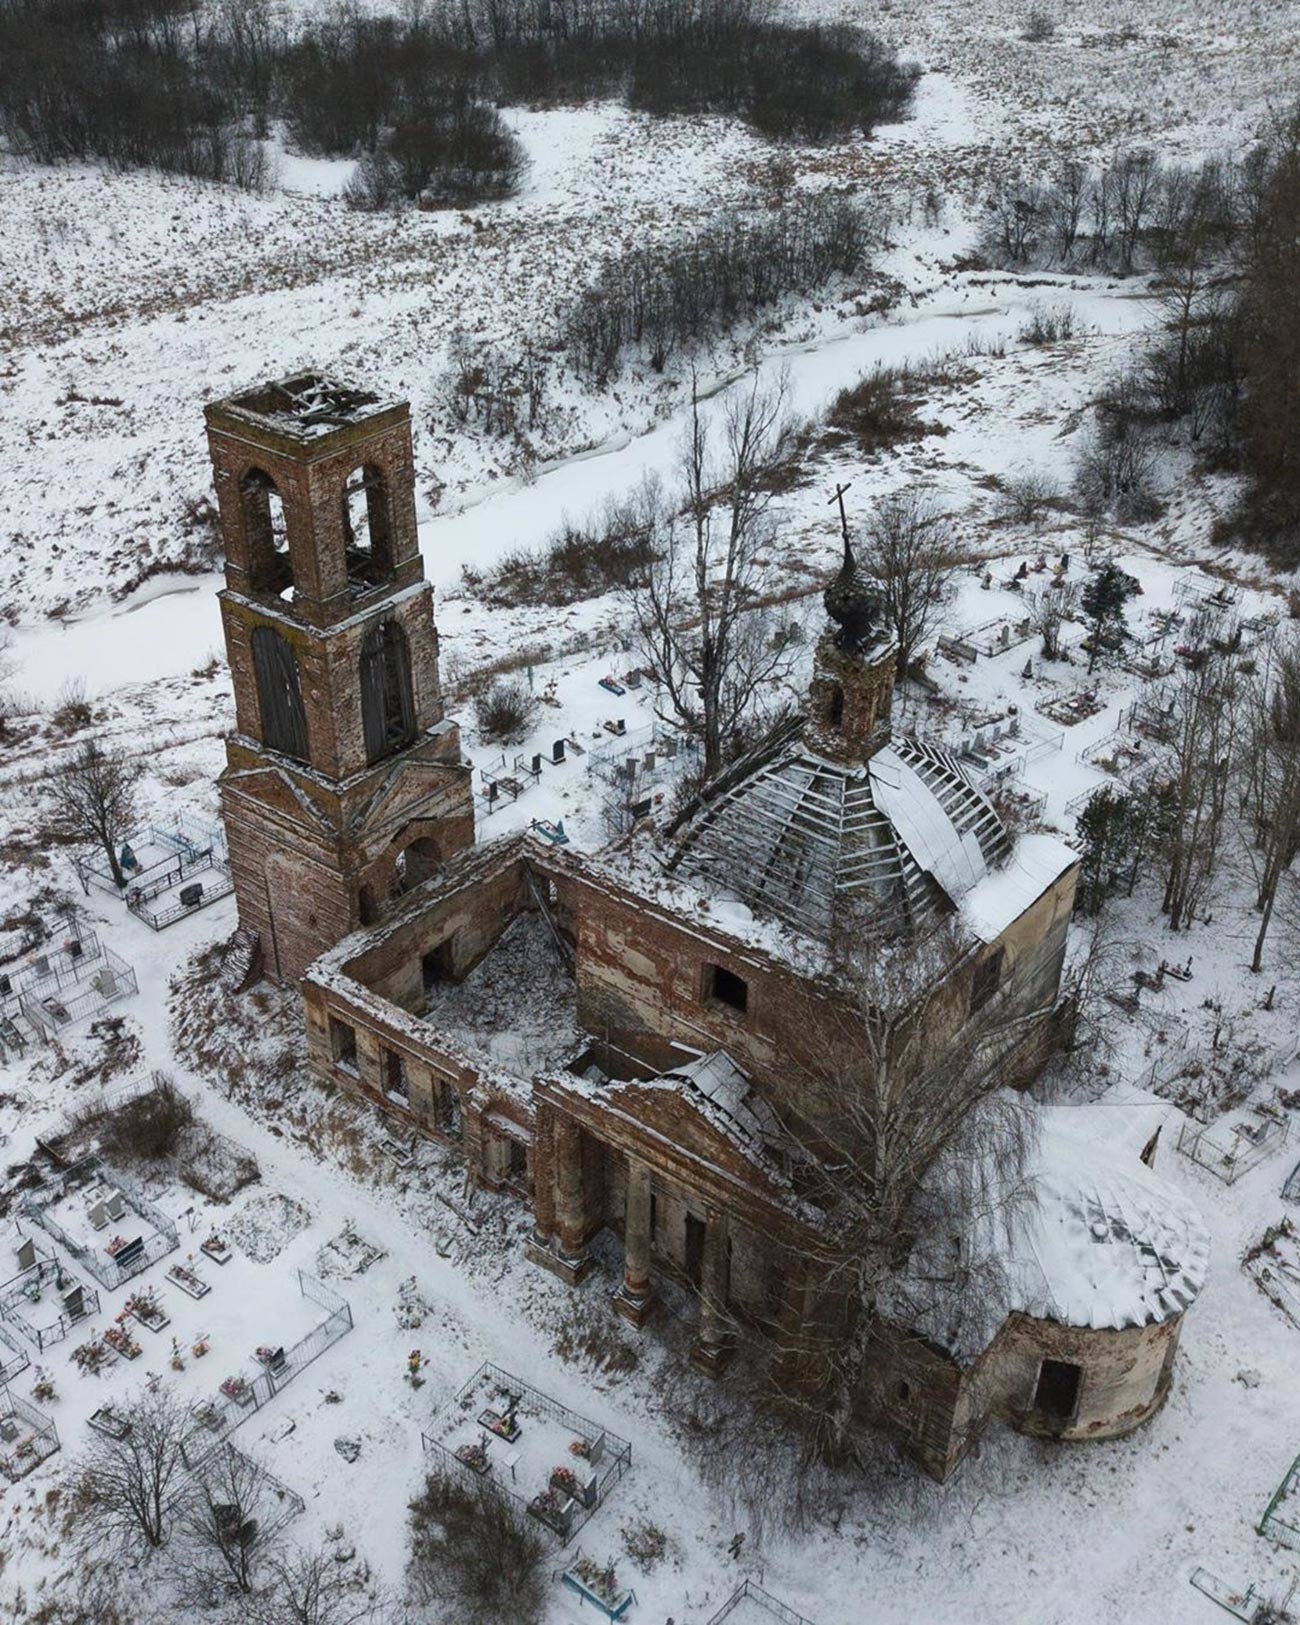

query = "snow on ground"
7;2;1300;1620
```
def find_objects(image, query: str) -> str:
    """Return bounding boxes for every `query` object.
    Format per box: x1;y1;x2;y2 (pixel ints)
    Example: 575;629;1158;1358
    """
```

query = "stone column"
529;1112;557;1249
553;1117;591;1283
612;1158;654;1327
690;1209;733;1376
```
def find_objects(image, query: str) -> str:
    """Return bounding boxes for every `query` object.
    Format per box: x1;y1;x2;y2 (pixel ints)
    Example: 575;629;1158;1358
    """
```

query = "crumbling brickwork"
208;375;475;982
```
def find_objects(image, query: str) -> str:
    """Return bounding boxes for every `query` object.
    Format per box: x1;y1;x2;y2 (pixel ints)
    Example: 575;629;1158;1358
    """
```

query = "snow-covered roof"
674;732;1010;940
1009;1106;1209;1332
960;832;1078;943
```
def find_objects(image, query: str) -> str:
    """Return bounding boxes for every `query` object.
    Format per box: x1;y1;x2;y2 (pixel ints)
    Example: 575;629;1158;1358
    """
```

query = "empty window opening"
360;619;416;764
708;964;749;1014
422;941;454;996
396;836;440;894
342;465;393;591
970;947;1005;1015
251;626;309;762
439;1084;463;1137
685;1212;706;1288
384;1048;408;1104
1033;1358;1082;1420
358;884;380;926
828;683;845;730
508;1138;528;1183
241;468;293;598
329;1017;357;1072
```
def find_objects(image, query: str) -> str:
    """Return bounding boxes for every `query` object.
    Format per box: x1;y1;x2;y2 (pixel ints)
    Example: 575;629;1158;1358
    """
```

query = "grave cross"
827;481;853;546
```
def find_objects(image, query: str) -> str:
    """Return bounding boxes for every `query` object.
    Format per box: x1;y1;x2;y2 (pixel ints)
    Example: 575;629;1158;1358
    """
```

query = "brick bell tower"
207;373;474;984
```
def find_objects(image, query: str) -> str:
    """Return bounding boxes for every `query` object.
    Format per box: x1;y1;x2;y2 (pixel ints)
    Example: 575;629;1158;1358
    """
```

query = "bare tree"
73;1385;189;1555
46;737;140;888
1026;581;1078;660
631;373;797;777
858;489;962;678
1241;635;1300;971
767;918;1039;1468
1155;647;1241;930
176;1443;283;1596
407;1472;546;1625
251;1544;387;1625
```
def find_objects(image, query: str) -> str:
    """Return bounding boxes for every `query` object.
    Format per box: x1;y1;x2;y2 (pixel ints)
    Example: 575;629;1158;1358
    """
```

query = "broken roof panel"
674;729;1010;943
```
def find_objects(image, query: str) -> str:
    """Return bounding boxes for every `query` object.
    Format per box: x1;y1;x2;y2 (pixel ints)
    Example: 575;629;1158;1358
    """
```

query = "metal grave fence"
24;1157;179;1290
1260;1450;1300;1552
1176;1115;1291;1185
707;1579;820;1625
0;1258;101;1350
421;1360;632;1549
0;1388;60;1481
181;1272;353;1465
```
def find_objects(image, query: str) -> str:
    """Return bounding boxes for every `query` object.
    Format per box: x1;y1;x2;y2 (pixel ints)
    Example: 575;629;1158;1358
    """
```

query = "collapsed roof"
673;732;1011;940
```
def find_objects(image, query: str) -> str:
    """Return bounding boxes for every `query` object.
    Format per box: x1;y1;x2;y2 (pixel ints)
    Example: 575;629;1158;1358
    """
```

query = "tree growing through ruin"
858;489;962;678
630;374;798;778
72;1385;189;1556
46;737;140;888
764;918;1038;1468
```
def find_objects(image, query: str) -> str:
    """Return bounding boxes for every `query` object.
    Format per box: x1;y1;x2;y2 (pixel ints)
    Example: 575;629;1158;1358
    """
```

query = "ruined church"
208;373;1208;1479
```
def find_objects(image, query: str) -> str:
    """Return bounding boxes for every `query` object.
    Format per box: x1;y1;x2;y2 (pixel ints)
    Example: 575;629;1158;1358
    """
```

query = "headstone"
552;739;566;764
15;1238;36;1272
531;754;542;776
631;798;653;820
63;1285;85;1321
178;882;204;908
114;1236;145;1270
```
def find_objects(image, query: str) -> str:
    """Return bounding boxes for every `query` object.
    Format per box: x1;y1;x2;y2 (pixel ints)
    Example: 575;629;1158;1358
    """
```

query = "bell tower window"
828;683;845;730
241;468;293;598
361;620;416;764
343;465;394;592
251;626;309;762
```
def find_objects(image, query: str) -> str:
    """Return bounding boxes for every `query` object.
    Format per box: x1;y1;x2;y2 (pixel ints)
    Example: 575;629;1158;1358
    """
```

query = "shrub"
1018;302;1078;345
51;678;93;735
825;364;929;453
407;1473;547;1625
465;497;657;608
564;196;881;384
1021;8;1058;41
474;679;536;744
999;470;1060;526
93;1073;195;1163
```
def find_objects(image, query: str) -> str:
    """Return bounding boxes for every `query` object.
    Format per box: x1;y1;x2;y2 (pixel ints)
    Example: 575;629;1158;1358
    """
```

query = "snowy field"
6;0;1300;1619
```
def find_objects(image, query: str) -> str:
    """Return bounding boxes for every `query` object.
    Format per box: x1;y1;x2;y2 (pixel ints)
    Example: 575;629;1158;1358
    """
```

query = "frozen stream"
12;280;1150;705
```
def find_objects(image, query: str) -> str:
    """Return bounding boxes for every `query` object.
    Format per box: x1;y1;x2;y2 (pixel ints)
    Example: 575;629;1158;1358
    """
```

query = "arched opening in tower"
241;468;294;599
360;619;417;763
342;465;394;591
